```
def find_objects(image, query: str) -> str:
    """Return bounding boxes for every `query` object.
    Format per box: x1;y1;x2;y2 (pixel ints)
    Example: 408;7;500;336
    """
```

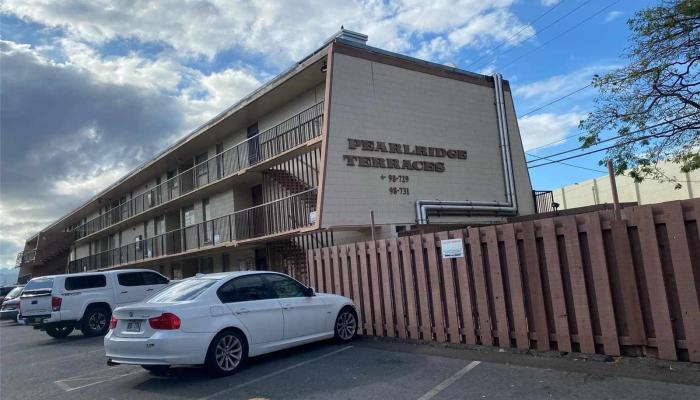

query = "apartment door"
167;170;178;200
216;143;225;179
164;211;181;255
247;123;260;165
251;185;264;237
254;248;268;271
179;160;195;194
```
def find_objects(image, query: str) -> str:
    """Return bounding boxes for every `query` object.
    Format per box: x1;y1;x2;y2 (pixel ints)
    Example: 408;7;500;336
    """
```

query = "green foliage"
580;0;700;184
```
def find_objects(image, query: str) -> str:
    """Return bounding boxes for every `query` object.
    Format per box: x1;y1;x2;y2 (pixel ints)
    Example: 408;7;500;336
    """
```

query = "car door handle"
120;291;128;294
236;308;250;314
281;303;294;310
145;288;154;292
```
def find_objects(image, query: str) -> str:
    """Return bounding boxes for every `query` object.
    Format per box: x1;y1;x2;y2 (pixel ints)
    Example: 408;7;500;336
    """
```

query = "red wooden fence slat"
390;238;408;339
425;234;447;342
561;216;595;354
322;247;332;293
308;250;316;290
502;224;529;349
585;212;620;356
340;245;352;298
610;219;646;346
411;235;433;340
542;219;572;352
378;239;396;338
630;206;677;360
468;227;493;346
484;226;510;348
401;237;420;339
331;245;342;294
368;241;384;336
437;232;461;344
452;230;477;345
358;242;373;334
348;243;363;323
521;221;550;351
662;201;700;362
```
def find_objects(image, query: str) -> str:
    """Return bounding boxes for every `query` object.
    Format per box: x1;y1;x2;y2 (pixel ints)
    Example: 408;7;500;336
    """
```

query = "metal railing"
72;102;324;240
67;188;318;273
15;250;37;267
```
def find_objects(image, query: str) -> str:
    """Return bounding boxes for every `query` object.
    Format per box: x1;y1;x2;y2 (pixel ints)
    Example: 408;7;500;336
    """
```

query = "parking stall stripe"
416;361;481;400
198;345;353;400
54;366;142;392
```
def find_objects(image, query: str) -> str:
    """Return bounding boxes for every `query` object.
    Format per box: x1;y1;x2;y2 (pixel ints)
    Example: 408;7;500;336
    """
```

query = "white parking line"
27;348;104;366
416;361;481;400
54;366;142;392
198;345;353;400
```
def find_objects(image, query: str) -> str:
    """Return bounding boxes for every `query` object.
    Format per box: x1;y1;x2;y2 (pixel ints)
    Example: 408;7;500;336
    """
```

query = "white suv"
19;269;169;338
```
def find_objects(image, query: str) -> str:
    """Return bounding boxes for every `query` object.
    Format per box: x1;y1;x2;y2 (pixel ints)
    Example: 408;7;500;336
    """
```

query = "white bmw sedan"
104;271;359;376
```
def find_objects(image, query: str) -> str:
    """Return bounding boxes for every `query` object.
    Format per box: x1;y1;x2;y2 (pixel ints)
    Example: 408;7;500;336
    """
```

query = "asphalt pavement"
1;319;698;400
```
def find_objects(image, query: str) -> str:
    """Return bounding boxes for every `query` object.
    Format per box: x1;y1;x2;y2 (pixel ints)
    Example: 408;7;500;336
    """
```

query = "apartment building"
16;29;535;282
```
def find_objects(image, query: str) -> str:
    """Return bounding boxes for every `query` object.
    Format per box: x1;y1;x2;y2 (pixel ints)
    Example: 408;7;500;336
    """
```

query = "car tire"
46;324;74;339
205;330;247;377
80;305;111;337
141;365;170;375
334;307;358;343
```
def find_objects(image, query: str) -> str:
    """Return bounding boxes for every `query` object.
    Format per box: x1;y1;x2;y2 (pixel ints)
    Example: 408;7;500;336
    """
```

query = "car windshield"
147;278;216;303
24;278;54;291
5;287;22;299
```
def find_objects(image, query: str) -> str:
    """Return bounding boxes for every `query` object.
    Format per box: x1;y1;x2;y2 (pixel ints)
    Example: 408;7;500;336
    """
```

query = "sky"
0;0;659;270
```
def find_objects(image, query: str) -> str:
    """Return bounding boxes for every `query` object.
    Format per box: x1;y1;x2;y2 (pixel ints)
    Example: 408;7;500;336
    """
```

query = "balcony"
15;250;36;267
68;188;318;272
71;102;324;241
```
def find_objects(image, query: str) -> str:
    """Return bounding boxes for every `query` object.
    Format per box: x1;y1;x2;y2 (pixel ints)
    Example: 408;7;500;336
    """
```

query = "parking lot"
2;320;699;400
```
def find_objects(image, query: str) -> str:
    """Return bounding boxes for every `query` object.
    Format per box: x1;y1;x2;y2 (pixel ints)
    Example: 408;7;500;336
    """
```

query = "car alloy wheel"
335;310;357;341
89;312;107;331
215;334;243;372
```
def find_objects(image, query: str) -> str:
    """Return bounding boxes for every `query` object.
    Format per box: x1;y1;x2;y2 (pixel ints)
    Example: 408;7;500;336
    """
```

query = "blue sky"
0;0;659;269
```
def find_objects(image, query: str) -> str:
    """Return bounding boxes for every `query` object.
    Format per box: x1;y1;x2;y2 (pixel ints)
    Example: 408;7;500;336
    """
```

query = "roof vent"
335;28;368;45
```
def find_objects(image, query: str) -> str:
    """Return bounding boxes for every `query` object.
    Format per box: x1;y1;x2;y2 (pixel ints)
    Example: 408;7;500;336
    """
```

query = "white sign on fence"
440;238;464;259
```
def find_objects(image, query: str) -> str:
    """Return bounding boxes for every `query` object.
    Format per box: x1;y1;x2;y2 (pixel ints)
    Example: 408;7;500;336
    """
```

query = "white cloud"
605;11;623;23
518;112;583;151
513;64;619;102
540;0;560;6
52;166;131;196
2;0;532;65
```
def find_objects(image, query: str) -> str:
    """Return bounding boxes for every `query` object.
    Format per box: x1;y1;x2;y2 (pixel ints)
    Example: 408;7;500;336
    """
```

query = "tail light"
110;315;117;330
148;313;181;330
51;296;62;312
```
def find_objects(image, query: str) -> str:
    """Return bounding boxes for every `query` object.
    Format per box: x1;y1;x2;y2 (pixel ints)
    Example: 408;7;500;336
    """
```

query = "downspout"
415;73;518;224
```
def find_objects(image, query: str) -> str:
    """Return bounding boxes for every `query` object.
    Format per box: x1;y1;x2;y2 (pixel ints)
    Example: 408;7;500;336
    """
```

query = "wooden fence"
307;199;700;362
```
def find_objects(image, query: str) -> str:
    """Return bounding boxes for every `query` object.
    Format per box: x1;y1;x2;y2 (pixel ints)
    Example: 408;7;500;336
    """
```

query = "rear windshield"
24;278;54;291
147;279;216;303
6;287;23;299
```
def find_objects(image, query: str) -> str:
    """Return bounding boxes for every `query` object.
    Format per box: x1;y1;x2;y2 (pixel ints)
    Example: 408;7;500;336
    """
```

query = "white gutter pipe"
415;73;518;224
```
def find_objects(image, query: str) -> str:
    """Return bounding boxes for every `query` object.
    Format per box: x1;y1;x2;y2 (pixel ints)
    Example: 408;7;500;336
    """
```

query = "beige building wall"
552;161;699;209
321;52;534;228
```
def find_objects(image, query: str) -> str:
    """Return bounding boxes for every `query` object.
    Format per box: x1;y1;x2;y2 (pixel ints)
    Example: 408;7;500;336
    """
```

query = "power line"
496;0;621;72
465;0;568;69
473;0;595;71
525;152;607;173
517;84;592;118
526;113;700;164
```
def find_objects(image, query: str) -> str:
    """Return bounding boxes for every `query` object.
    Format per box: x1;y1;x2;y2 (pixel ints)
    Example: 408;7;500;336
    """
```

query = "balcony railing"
67;188;318;273
15;250;37;267
72;102;324;240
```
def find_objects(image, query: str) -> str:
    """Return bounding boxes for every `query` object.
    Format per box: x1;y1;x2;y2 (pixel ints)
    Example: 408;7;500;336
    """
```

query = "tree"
580;0;700;185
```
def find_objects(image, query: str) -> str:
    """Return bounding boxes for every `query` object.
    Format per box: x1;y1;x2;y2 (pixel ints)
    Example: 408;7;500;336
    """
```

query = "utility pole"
607;160;621;220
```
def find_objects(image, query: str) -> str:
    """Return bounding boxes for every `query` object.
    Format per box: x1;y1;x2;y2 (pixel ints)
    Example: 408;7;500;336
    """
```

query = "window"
117;272;142;287
135;235;143;250
217;275;274;303
141;272;169;285
24;278;54;291
195;152;208;177
147;278;216;303
264;274;306;298
183;205;195;227
65;275;106;291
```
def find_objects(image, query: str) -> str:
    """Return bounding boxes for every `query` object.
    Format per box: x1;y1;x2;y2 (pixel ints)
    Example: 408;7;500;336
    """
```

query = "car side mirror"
304;287;315;297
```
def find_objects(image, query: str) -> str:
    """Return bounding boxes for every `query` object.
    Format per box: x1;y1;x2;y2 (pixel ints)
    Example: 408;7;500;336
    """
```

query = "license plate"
125;320;141;332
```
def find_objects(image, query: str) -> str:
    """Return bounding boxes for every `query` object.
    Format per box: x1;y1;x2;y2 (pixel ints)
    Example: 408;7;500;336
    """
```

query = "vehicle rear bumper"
18;312;63;328
104;330;210;365
0;310;18;320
